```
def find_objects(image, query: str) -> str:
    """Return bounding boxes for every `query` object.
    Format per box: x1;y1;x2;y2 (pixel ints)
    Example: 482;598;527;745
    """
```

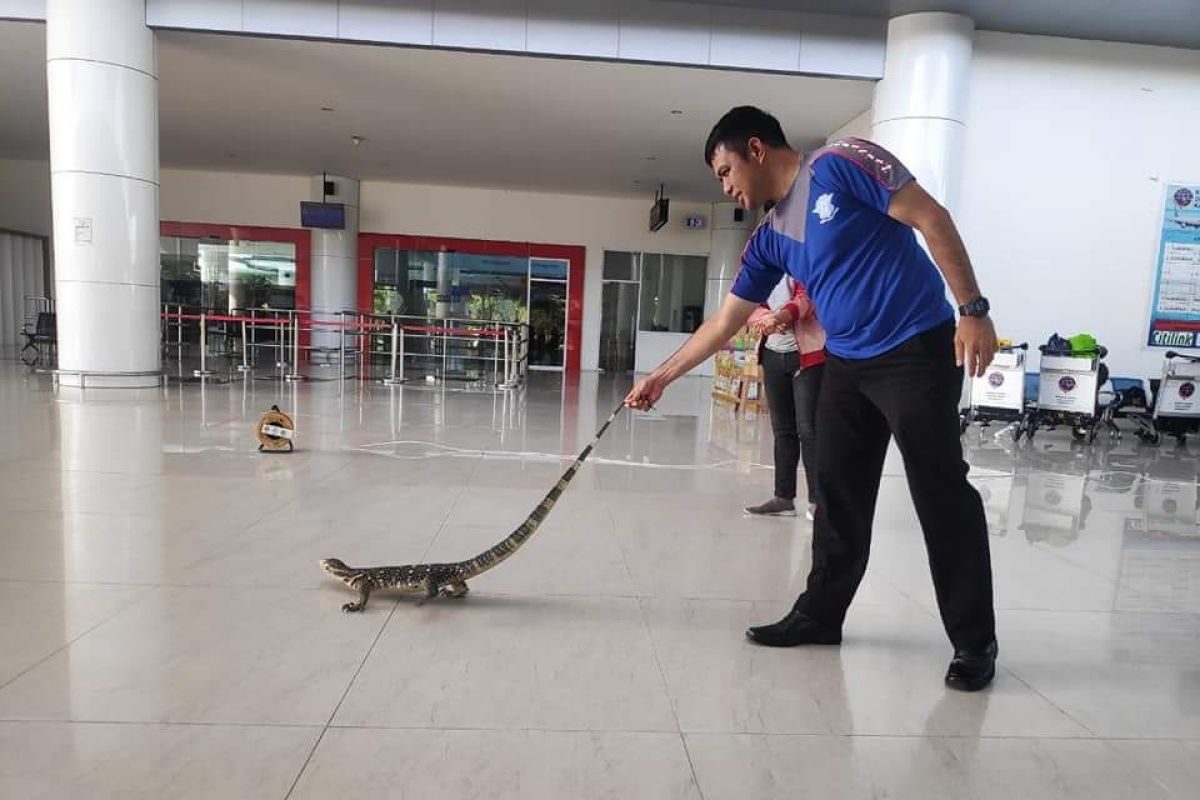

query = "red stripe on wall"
1151;320;1200;332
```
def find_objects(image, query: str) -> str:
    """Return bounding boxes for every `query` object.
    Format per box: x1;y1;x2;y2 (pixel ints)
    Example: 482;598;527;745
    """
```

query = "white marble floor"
0;362;1197;799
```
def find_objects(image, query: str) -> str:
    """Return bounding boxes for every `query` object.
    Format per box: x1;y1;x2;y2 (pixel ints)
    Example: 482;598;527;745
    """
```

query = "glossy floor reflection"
0;362;1197;799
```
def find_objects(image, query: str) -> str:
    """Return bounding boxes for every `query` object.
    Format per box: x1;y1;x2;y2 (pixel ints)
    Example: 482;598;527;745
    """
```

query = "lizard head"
320;558;351;575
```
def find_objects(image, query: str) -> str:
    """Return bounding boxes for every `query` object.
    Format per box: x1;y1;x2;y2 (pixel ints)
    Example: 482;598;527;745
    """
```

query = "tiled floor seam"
282;596;402;800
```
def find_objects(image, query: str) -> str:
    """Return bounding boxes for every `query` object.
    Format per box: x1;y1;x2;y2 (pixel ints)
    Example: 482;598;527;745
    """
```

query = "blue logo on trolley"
1174;187;1195;208
1181;382;1196;399
988;372;1004;387
1059;376;1076;392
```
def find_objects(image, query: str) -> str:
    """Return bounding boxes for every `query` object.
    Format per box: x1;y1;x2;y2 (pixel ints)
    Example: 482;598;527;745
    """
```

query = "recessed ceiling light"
320;106;335;112
670;109;683;115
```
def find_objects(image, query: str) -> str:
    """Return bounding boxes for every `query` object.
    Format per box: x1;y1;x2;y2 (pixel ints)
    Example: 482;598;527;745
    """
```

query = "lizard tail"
457;403;624;580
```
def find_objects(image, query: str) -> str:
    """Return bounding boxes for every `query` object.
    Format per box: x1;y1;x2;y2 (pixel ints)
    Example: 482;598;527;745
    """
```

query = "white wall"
160;168;310;229
957;31;1200;380
826;107;873;143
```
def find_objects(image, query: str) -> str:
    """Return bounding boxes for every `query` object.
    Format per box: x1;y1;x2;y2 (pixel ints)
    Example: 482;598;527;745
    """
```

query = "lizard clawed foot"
341;602;365;613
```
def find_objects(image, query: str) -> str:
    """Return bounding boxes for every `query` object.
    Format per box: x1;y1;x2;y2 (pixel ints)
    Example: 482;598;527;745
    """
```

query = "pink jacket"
747;278;827;369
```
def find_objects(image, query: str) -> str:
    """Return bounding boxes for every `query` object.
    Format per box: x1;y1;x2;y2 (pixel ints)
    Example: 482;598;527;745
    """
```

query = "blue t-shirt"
731;138;954;360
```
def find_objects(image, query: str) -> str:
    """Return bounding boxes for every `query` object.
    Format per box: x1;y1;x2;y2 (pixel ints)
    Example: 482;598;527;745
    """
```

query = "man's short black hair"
704;106;790;166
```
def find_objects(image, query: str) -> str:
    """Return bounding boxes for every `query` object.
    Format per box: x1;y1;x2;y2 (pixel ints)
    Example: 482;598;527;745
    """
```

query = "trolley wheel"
1071;425;1088;441
1137;429;1162;446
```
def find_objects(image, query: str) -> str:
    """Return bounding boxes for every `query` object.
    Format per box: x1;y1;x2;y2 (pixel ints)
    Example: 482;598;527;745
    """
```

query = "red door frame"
159;222;312;311
357;233;584;377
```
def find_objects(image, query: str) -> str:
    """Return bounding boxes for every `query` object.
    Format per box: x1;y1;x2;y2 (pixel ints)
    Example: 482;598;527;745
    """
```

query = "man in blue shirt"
625;106;1000;691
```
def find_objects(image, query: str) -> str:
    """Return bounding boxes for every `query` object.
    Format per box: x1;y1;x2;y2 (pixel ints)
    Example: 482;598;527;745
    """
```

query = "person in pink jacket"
744;275;826;519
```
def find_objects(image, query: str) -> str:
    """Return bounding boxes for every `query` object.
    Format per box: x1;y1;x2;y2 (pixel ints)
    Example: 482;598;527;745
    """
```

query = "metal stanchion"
516;326;525;386
442;328;449;382
383;321;402;386
193;311;215;377
502;327;511;388
276;309;286;374
356;312;366;381
276;310;287;376
339;311;347;378
285;311;304;382
237;316;252;373
175;304;183;358
492;326;500;386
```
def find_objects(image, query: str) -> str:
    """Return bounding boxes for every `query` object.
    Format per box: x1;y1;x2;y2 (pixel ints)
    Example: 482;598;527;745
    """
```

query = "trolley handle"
1165;350;1200;363
1000;342;1029;352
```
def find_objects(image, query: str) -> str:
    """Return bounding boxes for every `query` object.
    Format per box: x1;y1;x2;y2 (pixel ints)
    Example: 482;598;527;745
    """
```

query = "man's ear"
746;137;767;165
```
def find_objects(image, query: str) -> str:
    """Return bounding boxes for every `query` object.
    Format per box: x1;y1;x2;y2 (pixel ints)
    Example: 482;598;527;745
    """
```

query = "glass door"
527;258;568;370
599;251;641;373
599;281;639;372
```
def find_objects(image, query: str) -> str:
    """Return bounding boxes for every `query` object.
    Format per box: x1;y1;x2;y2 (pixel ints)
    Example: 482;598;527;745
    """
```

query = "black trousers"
793;321;996;651
760;348;823;501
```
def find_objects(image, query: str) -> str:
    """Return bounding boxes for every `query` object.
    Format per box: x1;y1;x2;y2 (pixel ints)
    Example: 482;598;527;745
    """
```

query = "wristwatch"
959;296;990;318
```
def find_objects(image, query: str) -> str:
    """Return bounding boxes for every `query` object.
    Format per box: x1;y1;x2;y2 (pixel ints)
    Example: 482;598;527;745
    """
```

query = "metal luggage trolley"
1027;343;1110;443
1098;376;1152;444
960;342;1032;440
1126;351;1200;445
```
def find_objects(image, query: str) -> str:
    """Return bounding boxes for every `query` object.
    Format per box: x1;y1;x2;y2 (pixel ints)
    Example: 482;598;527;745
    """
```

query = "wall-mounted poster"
1148;183;1200;348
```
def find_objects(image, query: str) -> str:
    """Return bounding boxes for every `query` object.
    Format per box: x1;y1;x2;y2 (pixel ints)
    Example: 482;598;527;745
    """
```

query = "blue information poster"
1148;183;1200;348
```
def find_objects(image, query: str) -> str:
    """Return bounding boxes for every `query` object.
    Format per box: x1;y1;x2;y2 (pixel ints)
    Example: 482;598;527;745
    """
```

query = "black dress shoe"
945;640;998;692
745;609;842;647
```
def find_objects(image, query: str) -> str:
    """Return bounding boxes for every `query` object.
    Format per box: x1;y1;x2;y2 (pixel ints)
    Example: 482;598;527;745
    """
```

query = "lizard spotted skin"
321;404;623;612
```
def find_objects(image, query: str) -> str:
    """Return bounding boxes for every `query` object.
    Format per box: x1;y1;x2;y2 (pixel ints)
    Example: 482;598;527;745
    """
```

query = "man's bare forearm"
650;295;757;383
921;211;983;307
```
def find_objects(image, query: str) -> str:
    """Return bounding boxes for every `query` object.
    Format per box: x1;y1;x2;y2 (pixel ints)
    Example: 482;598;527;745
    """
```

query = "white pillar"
871;12;974;211
435;248;452;319
704;201;754;318
309;174;359;358
47;0;160;388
